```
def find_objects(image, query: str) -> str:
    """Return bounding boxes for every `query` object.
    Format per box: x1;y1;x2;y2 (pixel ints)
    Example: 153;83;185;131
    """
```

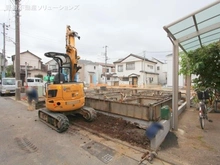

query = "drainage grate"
4;97;13;100
15;137;38;153
82;141;115;164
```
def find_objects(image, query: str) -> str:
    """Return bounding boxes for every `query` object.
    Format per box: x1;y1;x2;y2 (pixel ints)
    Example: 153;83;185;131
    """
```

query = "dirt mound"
70;113;150;149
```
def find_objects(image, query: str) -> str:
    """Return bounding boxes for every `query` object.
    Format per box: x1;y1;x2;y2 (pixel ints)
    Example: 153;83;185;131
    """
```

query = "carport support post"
186;74;191;109
172;40;179;131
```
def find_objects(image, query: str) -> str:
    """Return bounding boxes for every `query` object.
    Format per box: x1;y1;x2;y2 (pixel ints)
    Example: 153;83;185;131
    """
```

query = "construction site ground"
18;86;220;165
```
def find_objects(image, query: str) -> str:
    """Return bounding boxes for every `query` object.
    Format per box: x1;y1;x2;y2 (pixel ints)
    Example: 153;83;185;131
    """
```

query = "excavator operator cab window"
53;73;66;84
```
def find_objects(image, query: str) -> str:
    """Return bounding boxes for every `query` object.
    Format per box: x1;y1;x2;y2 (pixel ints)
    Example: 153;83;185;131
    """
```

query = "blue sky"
0;0;217;64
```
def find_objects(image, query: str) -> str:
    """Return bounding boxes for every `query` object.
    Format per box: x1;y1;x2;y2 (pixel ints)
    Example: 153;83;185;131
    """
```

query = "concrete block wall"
150;101;187;151
150;119;171;151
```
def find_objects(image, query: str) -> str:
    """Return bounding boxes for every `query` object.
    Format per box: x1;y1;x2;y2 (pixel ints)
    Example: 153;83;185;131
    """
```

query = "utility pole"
2;23;6;78
104;46;108;84
15;0;21;100
1;23;8;78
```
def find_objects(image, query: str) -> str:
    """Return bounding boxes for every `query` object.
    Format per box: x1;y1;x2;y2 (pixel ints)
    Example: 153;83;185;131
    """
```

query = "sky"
0;0;217;64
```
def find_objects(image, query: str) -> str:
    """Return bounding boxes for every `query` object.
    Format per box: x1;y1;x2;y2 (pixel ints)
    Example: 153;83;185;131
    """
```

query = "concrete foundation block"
150;119;171;151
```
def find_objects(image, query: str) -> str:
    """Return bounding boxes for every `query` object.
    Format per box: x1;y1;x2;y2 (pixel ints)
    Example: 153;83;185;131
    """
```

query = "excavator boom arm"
66;25;80;81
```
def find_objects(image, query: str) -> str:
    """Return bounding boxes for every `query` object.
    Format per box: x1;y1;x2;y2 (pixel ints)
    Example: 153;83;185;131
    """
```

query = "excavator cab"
43;52;85;112
38;26;96;133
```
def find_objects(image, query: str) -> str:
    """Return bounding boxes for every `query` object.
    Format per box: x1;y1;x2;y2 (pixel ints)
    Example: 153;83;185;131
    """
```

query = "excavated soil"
69;113;150;149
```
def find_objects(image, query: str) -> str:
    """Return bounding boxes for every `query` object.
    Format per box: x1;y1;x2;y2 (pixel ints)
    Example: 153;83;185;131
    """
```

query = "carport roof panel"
164;1;220;53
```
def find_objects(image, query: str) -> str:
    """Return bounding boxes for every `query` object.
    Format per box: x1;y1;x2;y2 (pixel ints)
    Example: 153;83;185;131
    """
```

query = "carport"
163;0;220;130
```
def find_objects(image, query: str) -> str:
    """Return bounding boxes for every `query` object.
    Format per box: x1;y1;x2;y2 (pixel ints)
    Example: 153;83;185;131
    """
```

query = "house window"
94;66;96;69
126;62;135;70
118;65;123;72
122;77;129;81
147;65;153;69
107;77;110;80
106;68;109;73
50;65;57;70
157;66;160;70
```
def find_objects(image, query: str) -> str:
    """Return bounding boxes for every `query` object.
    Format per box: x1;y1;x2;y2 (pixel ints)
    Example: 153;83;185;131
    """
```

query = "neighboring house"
95;62;115;84
11;50;47;84
166;53;198;88
44;58;115;85
151;57;167;85
113;54;159;87
78;59;99;85
166;54;184;87
45;59;59;75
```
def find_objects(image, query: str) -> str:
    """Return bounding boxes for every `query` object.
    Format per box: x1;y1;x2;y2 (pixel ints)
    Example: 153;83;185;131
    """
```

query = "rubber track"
38;109;69;133
81;106;97;121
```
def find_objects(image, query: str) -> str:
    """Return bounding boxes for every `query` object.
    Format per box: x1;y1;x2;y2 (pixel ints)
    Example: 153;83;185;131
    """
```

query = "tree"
35;74;43;79
5;65;14;77
179;42;220;91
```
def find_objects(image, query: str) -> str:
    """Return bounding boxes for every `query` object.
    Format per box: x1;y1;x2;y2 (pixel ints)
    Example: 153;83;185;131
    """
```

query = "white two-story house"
113;54;159;87
11;50;46;84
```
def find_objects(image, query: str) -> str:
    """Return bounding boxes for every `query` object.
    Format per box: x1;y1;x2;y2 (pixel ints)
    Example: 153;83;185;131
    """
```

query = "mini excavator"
38;25;97;133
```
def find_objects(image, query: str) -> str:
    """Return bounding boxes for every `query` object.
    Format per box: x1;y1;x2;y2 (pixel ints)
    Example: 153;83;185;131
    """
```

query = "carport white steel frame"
163;0;220;130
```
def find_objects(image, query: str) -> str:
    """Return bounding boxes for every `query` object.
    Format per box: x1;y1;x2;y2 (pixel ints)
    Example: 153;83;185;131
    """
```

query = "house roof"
140;70;159;75
78;59;97;65
11;50;42;60
95;62;114;67
152;57;164;64
128;73;140;77
166;53;172;57
113;54;157;64
45;59;54;65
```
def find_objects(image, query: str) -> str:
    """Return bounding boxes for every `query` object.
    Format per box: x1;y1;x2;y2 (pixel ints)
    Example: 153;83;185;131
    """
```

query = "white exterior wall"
97;65;103;83
152;58;167;85
46;60;58;71
15;52;41;71
143;61;158;85
28;70;47;78
115;60;142;77
97;64;115;84
115;56;158;86
166;55;184;87
162;63;168;85
84;64;98;85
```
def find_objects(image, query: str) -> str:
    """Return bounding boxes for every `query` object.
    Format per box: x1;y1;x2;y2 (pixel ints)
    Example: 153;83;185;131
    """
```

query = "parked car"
25;77;44;87
0;77;16;96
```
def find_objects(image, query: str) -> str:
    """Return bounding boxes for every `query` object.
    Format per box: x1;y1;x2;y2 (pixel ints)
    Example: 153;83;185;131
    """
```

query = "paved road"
0;96;169;165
